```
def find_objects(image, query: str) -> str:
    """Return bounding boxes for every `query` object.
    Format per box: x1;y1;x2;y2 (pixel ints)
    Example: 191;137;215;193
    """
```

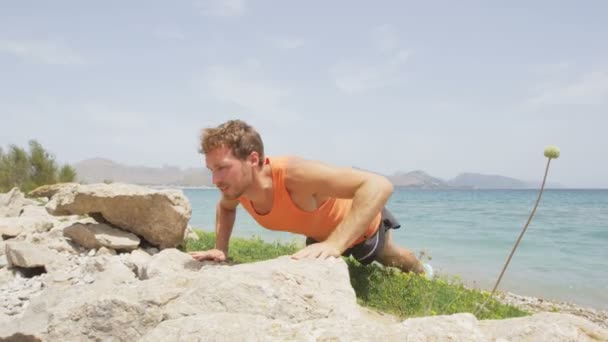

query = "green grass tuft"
183;229;302;264
346;258;528;320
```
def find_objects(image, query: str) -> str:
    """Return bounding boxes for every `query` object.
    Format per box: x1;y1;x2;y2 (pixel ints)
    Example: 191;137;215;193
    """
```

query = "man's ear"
249;151;260;167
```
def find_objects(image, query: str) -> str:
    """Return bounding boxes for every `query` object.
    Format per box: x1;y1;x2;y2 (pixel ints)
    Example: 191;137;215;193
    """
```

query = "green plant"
475;145;560;315
183;230;301;264
58;165;77;183
0;140;77;193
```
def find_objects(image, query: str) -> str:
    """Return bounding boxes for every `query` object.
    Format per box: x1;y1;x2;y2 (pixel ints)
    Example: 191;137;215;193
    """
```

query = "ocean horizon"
183;188;608;311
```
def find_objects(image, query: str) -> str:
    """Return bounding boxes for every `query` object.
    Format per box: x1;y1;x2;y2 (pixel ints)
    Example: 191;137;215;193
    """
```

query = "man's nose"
212;172;221;185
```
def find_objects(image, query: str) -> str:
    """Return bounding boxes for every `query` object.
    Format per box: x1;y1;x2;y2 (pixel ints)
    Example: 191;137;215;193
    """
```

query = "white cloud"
196;0;245;17
330;49;411;93
201;65;300;122
0;39;86;65
527;69;608;106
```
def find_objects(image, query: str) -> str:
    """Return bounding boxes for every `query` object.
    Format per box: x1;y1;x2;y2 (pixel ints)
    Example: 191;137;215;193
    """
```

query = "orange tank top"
238;156;381;247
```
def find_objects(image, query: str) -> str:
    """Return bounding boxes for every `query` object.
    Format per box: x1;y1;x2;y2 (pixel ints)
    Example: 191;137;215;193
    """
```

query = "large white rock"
161;256;361;323
46;183;191;248
0;253;606;341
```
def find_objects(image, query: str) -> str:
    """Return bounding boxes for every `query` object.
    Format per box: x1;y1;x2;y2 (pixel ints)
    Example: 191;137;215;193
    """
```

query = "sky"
1;1;607;188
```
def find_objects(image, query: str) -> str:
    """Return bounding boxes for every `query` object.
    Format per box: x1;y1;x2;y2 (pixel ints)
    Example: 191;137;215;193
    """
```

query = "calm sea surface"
183;188;608;310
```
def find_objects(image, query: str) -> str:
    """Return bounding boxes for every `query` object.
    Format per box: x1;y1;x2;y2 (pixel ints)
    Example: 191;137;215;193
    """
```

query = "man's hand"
291;242;342;260
189;249;227;262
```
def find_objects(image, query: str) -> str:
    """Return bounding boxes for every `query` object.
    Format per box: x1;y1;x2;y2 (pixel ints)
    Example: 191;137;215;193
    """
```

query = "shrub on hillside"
0;140;77;193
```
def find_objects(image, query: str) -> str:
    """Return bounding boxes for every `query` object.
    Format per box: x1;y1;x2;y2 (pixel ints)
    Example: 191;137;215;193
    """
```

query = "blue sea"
183;188;608;310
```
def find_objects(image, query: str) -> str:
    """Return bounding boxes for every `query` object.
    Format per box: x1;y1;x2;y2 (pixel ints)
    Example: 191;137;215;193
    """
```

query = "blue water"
184;188;608;310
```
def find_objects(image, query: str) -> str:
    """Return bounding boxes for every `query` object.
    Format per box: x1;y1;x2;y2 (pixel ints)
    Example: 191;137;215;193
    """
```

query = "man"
189;119;431;277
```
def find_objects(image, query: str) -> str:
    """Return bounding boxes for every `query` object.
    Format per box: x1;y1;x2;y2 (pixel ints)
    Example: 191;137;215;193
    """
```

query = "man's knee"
377;237;401;264
377;239;419;270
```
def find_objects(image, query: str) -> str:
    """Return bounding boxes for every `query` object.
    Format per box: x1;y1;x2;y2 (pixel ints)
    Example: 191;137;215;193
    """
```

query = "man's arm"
214;196;239;254
285;157;393;256
190;196;239;262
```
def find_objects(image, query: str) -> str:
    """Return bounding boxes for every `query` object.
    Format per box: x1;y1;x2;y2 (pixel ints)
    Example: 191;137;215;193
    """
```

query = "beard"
222;164;251;200
223;186;244;200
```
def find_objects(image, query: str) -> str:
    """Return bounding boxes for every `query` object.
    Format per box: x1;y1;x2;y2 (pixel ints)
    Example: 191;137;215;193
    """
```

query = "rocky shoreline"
496;292;608;330
1;183;607;341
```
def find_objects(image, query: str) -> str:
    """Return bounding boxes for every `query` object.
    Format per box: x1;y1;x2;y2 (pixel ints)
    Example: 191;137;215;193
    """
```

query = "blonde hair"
199;120;265;166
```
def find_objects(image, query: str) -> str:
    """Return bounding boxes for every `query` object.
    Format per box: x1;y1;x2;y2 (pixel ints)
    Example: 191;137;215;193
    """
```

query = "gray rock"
0;217;54;239
63;222;140;251
18;228;80;256
4;241;57;269
46;183;191;248
0;188;30;218
51;271;72;283
0;219;22;238
145;247;160;255
184;225;199;242
161;256;360;323
0;252;606;341
141;248;202;280
96;246;116;256
122;248;151;279
479;311;608;341
0;268;14;287
140;313;291;342
82;274;94;284
46;296;163;341
27;183;79;199
18;205;53;219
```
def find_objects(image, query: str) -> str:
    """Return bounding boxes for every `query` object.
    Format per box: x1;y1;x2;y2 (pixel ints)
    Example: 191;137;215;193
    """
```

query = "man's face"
205;146;253;200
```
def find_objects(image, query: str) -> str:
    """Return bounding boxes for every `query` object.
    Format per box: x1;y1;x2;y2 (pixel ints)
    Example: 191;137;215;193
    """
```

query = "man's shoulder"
268;155;304;170
267;155;300;162
277;156;340;185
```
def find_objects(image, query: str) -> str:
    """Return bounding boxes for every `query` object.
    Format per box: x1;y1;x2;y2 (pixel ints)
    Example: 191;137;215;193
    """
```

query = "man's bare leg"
376;230;425;274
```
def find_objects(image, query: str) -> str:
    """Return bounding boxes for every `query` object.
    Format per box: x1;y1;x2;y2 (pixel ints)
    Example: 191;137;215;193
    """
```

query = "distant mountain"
387;170;448;189
447;173;528;189
74;158;562;189
74;158;212;186
447;173;563;189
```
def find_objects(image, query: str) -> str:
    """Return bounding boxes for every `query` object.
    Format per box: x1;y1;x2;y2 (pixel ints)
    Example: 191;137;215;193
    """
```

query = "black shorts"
305;207;401;265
